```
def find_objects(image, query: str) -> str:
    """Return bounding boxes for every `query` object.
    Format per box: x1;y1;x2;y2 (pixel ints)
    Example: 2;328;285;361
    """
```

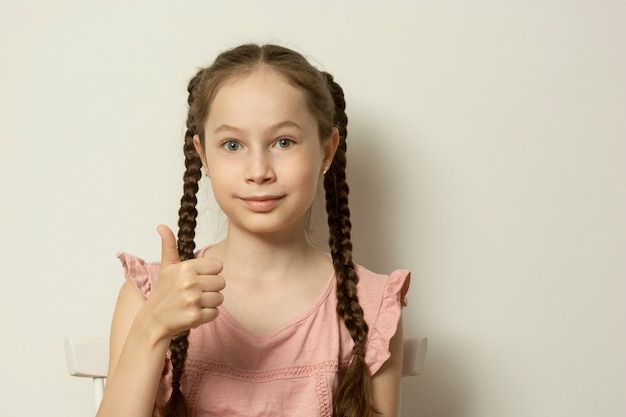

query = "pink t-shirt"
118;247;410;417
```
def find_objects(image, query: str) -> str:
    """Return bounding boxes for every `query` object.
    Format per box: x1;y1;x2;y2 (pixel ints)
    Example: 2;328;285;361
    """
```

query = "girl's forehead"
206;68;315;128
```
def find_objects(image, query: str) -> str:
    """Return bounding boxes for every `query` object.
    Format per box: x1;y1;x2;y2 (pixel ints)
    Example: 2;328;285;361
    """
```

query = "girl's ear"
193;134;209;173
322;127;340;172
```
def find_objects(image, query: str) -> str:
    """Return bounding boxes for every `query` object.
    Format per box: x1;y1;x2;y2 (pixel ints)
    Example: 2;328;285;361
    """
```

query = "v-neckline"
197;245;336;340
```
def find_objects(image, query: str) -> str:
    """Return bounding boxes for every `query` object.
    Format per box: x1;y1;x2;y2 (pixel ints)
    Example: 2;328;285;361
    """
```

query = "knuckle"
186;309;202;324
183;292;199;307
180;277;197;291
179;262;195;276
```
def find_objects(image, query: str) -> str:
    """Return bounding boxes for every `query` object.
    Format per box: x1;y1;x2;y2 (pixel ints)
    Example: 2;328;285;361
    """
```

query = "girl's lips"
239;196;284;212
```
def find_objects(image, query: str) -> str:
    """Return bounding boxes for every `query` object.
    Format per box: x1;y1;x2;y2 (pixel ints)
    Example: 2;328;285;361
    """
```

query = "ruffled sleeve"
360;268;411;376
117;252;162;298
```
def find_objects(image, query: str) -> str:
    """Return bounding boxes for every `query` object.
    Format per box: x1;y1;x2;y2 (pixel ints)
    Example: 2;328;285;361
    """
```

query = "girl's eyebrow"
213;120;303;134
214;124;243;134
270;120;303;132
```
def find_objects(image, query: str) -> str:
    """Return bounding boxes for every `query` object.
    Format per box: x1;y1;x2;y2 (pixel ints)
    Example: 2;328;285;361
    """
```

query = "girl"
98;44;410;417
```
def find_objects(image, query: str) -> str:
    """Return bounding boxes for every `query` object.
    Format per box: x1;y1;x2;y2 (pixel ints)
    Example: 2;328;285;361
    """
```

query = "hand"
144;225;225;340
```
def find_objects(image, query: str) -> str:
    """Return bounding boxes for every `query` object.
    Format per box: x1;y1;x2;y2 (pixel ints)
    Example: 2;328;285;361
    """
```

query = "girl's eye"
275;138;294;149
222;140;241;151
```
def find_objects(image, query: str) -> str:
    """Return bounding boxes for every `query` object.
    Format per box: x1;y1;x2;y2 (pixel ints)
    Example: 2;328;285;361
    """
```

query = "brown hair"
166;44;376;417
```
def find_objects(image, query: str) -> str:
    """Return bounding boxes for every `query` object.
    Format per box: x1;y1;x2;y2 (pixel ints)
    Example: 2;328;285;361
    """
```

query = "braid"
177;69;204;262
161;69;205;417
322;73;377;417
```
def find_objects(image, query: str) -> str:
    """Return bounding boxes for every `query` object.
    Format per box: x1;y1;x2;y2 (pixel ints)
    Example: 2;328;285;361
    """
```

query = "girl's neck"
210;225;323;282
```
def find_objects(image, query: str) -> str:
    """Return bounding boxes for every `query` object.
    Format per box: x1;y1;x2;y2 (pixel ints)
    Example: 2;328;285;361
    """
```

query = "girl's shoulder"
117;252;161;298
354;263;411;309
351;263;411;376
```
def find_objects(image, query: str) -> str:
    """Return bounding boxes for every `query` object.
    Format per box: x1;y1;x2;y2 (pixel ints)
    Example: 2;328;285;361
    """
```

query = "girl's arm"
96;280;170;417
371;316;404;417
96;226;225;417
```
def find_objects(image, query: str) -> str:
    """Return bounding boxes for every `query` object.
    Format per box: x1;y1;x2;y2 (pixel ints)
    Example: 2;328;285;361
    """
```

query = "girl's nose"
245;150;276;184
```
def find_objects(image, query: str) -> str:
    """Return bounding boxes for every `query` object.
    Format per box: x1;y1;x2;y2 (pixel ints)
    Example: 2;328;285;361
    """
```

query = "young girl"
98;44;410;417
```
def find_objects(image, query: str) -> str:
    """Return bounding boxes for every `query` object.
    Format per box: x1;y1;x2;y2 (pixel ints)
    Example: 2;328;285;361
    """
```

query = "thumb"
157;225;180;268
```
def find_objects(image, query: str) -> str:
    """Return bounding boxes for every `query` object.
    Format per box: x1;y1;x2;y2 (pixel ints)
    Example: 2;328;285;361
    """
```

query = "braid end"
332;347;379;417
160;388;189;417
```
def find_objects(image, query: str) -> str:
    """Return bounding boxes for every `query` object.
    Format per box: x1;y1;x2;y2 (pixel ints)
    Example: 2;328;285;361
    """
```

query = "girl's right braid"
161;69;205;417
322;72;377;417
177;68;204;262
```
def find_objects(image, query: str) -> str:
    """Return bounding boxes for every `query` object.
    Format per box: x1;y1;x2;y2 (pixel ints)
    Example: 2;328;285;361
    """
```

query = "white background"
1;1;624;416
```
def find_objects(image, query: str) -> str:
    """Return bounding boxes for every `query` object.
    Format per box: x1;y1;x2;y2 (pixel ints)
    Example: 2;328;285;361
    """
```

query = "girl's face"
195;67;338;238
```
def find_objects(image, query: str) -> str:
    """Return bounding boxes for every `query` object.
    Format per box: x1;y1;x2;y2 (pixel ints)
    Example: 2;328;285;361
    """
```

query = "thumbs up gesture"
144;225;225;340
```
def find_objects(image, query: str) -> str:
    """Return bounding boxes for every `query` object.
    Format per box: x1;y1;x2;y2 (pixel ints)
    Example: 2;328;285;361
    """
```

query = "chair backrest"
402;336;428;377
65;335;427;411
65;336;108;412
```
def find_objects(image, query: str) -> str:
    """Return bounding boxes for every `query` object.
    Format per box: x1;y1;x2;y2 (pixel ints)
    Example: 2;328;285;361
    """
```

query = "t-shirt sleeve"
117;252;162;298
363;269;411;376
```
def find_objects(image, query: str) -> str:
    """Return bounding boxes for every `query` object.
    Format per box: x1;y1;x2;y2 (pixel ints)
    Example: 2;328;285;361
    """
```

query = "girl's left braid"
322;72;377;417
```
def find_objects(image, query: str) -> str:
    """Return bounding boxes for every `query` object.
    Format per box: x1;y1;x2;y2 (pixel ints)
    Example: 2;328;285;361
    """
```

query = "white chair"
65;336;427;412
402;336;428;377
65;336;109;412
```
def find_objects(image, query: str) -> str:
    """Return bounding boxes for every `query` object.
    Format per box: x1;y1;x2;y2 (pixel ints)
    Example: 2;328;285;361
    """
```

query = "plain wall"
1;1;624;416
